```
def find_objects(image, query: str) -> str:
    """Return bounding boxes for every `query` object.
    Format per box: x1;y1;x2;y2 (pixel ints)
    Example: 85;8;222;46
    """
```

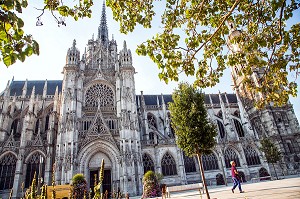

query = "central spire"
98;1;109;47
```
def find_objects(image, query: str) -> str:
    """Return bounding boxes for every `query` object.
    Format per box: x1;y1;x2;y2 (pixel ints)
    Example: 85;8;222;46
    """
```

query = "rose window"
85;83;114;107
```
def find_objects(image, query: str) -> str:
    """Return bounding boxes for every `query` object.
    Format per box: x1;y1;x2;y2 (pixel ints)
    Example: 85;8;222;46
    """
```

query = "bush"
71;173;88;199
142;171;161;198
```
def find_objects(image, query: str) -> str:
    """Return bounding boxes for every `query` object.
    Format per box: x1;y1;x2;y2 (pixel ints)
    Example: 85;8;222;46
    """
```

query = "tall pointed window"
244;146;261;166
0;153;17;190
183;153;196;173
142;154;155;173
224;148;240;168
147;113;157;129
161;153;177;176
202;153;219;170
233;119;245;137
11;119;20;141
217;120;225;138
25;153;45;188
45;115;50;131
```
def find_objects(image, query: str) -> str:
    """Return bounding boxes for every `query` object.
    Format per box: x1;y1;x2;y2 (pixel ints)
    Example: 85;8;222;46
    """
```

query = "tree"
168;82;217;199
71;173;88;199
142;170;160;198
2;1;299;107
0;0;92;66
260;138;281;180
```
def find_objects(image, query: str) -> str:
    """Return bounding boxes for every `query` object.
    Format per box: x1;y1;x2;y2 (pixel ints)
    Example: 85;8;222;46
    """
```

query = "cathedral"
0;4;300;199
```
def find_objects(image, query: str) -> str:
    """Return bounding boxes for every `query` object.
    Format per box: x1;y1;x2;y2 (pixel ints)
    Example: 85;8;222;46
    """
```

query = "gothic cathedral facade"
0;4;300;199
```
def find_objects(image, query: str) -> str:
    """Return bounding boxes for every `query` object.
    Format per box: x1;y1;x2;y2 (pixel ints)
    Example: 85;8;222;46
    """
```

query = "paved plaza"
132;176;300;199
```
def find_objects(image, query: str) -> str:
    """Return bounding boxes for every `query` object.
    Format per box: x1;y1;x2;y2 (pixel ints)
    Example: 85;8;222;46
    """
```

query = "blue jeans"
232;177;242;191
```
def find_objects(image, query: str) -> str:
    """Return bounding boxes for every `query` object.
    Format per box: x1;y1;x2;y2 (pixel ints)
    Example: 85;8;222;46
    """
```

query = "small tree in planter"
71;173;88;199
142;171;160;198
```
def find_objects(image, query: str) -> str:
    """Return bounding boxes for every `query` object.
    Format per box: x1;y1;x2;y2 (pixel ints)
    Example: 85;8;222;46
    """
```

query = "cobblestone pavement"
132;176;300;199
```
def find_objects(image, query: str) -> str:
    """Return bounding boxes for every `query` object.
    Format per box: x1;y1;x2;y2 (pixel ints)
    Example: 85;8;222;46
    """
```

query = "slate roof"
136;93;237;106
4;80;63;96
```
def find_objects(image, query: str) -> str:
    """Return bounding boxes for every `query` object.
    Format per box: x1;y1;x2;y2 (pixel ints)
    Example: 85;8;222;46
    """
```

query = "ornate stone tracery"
85;83;114;107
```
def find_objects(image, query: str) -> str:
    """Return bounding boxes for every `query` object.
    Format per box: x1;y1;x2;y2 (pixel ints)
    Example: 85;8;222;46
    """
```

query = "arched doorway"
89;152;112;198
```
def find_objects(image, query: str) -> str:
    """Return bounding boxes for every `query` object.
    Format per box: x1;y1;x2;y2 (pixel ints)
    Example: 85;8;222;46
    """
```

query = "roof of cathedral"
137;93;237;105
7;80;63;96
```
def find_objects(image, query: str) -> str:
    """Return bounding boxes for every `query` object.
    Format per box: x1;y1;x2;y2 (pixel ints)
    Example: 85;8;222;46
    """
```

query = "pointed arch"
233;118;245;137
244;146;261;166
224;147;240;168
10;118;20;141
182;152;196;173
216;120;226;138
25;152;45;188
147;113;157;129
0;153;17;190
202;153;219;170
161;152;177;176
142;153;155;173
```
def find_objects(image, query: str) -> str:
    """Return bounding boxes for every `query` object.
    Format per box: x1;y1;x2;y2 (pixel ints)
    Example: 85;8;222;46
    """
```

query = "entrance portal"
89;169;111;198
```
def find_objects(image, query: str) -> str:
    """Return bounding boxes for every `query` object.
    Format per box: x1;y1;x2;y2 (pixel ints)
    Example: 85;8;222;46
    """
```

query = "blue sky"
0;1;299;120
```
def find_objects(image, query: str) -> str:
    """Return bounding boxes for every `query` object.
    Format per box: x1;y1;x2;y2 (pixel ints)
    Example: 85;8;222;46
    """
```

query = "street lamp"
37;155;44;195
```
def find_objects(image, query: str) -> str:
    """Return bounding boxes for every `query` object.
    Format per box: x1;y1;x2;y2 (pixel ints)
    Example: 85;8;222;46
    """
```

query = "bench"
166;183;203;198
251;176;272;183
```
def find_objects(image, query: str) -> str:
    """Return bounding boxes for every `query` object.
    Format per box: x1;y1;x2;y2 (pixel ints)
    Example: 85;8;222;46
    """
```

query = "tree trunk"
272;162;278;180
196;153;210;199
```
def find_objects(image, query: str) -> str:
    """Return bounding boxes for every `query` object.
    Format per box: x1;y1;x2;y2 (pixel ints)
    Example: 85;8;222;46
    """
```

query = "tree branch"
191;0;241;61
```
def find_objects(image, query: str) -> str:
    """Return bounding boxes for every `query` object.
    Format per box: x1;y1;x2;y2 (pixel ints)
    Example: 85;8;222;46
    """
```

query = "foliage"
260;138;281;164
169;82;217;199
142;171;160;198
106;0;300;108
71;173;88;199
25;172;37;199
0;0;93;67
169;82;217;156
260;138;281;179
3;1;299;107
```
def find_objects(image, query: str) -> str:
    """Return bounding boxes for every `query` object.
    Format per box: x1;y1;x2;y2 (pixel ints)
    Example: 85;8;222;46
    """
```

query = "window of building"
45;115;50;131
183;153;196;173
25;153;45;188
244;146;261;166
147;113;157;129
0;153;17;190
287;142;294;154
224;148;241;168
142;154;155;173
35;119;40;135
161;152;177;176
149;132;154;140
233;119;245;137
202;153;219;170
11;119;20;141
217;120;226;138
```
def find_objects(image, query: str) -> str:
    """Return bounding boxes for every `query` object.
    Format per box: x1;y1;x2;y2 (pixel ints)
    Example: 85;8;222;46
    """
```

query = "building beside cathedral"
0;4;300;199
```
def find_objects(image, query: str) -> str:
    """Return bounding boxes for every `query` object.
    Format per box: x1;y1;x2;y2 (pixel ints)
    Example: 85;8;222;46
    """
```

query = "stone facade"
0;4;300;199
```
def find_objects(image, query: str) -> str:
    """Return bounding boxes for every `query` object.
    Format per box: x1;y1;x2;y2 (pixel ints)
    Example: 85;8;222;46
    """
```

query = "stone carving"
85;83;114;107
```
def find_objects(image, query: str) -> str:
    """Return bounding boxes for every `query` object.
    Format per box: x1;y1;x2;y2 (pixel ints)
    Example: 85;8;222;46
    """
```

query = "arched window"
45;114;50;131
217;111;222;118
233;119;245;137
11;119;20;141
202;153;219;170
149;132;154;140
147;113;157;129
35;119;40;135
183;153;196;173
217;120;225;138
233;111;240;118
244;146;261;166
224;148;240;168
25;153;45;188
0;154;17;190
142;154;155;173
259;167;270;178
161;153;177;176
